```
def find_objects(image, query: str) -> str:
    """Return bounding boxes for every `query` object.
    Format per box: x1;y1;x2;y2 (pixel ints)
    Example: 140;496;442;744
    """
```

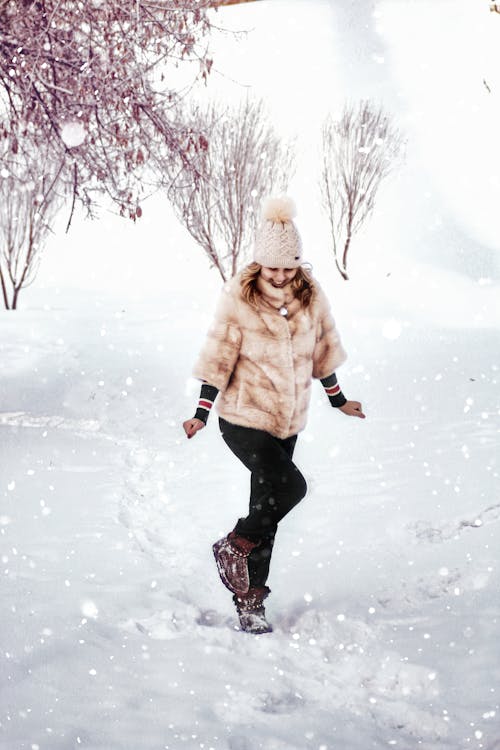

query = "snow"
1;310;499;748
60;122;86;149
381;319;402;340
2;1;500;749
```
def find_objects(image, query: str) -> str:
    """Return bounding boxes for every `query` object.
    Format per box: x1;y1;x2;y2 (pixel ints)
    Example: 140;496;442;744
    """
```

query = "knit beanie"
253;196;303;268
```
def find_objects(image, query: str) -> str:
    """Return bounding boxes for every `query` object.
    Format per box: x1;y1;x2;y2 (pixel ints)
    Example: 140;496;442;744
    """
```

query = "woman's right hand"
183;418;206;439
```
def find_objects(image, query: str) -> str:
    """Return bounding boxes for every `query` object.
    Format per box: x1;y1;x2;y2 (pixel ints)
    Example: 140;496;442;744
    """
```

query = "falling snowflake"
382;319;402;340
60;121;87;148
81;600;99;618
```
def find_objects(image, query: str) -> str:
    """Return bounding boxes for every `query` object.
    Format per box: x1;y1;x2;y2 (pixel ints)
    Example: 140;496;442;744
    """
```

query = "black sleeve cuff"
327;392;347;408
193;383;219;424
194;407;210;424
320;373;347;408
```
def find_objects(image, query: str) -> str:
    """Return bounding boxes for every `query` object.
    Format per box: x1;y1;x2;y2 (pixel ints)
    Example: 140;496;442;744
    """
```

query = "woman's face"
260;266;298;288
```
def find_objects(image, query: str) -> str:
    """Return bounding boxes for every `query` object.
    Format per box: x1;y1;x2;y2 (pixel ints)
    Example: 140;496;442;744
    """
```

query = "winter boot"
212;531;260;595
233;586;273;634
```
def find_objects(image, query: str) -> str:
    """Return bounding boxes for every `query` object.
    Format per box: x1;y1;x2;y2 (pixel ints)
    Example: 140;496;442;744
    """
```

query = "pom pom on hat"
261;195;297;223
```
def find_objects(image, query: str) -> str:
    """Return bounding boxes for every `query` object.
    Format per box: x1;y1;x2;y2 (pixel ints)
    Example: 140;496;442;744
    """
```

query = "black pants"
219;417;307;588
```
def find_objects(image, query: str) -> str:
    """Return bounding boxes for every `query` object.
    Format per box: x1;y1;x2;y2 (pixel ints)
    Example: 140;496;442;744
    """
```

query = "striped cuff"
194;383;219;424
320;372;347;408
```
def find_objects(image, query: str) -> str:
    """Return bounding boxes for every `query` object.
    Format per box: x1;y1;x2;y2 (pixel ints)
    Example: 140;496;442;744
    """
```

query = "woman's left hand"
338;400;366;419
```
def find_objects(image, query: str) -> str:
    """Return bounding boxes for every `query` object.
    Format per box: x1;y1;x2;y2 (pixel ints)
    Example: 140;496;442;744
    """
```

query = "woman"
183;197;365;635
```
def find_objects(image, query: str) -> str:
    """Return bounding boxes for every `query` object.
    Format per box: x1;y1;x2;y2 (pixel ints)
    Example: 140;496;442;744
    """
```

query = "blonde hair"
240;262;315;309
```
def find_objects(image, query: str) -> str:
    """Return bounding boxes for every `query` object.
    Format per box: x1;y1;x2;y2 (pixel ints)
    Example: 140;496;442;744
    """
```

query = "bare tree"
0;128;63;309
164;97;295;281
0;0;218;220
320;101;403;280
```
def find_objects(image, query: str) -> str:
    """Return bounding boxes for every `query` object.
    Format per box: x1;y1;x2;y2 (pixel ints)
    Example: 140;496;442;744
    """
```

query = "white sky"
378;0;500;253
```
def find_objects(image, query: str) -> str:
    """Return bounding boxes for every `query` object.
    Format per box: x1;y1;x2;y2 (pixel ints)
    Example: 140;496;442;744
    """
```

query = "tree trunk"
0;270;10;309
342;233;352;278
335;256;349;281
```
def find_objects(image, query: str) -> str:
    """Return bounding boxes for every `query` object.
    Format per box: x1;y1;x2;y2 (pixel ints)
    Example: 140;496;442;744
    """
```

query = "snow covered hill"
1;302;499;749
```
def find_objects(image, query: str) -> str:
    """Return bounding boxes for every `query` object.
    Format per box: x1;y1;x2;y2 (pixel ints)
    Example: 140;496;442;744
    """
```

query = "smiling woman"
240;263;314;317
182;195;366;634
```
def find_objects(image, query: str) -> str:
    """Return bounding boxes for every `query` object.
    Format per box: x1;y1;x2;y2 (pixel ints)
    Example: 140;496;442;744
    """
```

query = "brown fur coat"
193;271;347;439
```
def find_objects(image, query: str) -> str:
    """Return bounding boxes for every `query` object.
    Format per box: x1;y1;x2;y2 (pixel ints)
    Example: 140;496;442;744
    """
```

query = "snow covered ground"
1;301;499;750
2;1;500;749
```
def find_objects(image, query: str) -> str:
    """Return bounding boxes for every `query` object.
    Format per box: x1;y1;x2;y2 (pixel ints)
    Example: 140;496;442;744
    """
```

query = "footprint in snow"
377;562;492;611
257;689;305;714
0;411;101;434
409;502;500;544
196;609;235;629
